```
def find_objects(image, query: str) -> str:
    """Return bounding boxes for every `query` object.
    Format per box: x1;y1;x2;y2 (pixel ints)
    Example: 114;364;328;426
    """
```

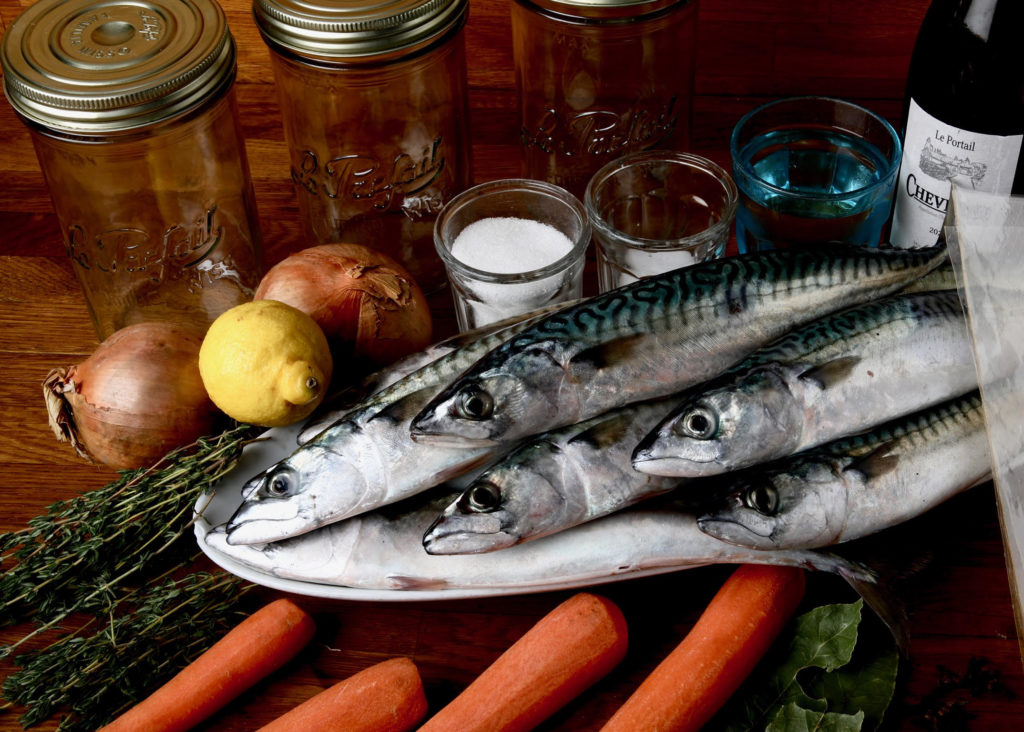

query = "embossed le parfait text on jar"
1;0;264;340
253;0;473;293
512;0;698;199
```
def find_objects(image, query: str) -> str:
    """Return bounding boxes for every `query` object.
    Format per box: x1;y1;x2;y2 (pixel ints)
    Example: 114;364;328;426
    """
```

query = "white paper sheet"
946;185;1024;664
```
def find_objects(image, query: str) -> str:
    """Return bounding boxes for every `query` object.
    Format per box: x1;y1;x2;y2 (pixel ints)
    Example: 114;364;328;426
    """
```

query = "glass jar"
253;0;473;294
512;0;699;199
434;179;590;331
1;0;263;340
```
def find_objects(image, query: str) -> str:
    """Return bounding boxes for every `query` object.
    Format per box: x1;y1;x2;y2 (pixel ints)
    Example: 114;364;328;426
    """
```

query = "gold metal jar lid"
1;0;235;134
524;0;691;21
537;0;684;5
253;0;468;60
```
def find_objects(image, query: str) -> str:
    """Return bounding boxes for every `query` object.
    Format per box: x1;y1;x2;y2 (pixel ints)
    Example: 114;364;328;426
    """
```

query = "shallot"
44;322;220;470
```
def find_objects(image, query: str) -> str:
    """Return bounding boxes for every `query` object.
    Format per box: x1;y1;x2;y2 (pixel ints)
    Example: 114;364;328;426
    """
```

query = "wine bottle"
889;0;1024;249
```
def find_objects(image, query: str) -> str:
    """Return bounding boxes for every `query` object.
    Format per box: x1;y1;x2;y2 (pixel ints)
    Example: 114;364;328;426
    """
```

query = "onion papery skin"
45;322;220;471
255;243;433;370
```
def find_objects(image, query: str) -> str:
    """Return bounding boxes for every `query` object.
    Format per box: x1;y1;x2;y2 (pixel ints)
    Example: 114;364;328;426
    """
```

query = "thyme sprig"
3;572;253;730
0;423;263;729
0;424;257;635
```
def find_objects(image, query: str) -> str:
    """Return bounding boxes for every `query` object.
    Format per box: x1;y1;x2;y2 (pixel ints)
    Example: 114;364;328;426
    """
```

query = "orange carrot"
257;657;427;732
101;597;316;732
419;592;628;732
600;564;806;732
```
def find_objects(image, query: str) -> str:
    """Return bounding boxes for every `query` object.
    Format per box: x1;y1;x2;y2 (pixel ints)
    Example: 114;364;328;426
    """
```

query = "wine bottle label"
890;98;1023;248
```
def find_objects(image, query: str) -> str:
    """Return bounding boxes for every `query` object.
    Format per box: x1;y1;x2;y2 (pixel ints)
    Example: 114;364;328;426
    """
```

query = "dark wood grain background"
3;0;1023;729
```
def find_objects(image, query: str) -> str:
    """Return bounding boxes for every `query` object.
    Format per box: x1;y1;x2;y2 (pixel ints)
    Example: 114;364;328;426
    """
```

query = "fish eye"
461;482;502;513
744;484;779;515
262;468;295;499
455;386;494;421
678;407;717;440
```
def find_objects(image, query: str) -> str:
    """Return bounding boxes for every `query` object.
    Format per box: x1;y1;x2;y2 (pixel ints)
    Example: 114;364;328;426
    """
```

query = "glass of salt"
434;179;590;331
585;151;738;293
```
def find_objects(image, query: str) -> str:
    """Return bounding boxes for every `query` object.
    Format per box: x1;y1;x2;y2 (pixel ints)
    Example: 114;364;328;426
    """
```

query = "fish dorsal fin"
369;388;436;424
568;414;633;450
799;356;862;389
845;443;901;482
570;333;650;370
434;322;509;350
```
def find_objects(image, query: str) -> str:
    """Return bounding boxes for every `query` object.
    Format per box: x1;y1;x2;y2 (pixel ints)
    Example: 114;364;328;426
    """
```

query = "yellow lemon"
199;299;333;427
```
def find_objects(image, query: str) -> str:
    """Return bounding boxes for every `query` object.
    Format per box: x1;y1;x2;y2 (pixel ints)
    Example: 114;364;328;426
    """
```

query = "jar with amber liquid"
512;0;698;199
253;0;473;293
1;0;264;340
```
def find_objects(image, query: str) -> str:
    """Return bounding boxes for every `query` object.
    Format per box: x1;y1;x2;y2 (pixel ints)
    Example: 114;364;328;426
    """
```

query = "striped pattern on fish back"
479;244;948;360
359;310;561;411
726;289;966;372
815;391;984;460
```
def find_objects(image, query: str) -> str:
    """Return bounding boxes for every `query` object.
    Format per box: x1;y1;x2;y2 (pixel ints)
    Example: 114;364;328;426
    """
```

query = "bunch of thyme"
3;571;253;730
0;423;262;729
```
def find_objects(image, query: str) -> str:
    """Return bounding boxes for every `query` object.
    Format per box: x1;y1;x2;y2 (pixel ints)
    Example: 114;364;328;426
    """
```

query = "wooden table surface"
2;0;1023;729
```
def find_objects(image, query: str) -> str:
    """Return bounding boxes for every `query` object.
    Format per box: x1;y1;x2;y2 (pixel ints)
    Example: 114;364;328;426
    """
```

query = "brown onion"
44;322;220;471
255;243;433;368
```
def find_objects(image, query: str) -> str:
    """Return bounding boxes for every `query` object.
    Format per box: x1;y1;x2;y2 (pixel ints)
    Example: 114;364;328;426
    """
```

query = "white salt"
449;216;578;328
614;247;699;287
451;217;573;273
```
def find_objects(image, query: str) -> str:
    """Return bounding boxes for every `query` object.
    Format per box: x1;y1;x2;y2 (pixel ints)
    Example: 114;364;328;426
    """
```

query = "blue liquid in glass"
734;128;896;252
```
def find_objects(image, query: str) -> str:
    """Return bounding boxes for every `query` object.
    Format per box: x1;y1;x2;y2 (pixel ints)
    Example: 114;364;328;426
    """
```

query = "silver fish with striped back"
409;244;949;448
210;486;872;595
296;302;584;445
696;391;991;550
223;306;574;546
423;395;686;555
204;486;908;650
632;289;977;477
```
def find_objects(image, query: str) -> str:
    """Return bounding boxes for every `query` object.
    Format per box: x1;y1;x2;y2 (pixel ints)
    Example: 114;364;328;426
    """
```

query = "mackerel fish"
296;343;461;445
422;396;686;555
409;244;948;448
899;258;956;294
298;304;582;444
224;308;568;546
208;487;877;594
632;289;977;477
696;391;991;550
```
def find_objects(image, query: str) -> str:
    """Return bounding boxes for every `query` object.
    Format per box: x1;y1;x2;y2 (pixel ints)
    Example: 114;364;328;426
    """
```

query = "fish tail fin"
816;553;910;656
